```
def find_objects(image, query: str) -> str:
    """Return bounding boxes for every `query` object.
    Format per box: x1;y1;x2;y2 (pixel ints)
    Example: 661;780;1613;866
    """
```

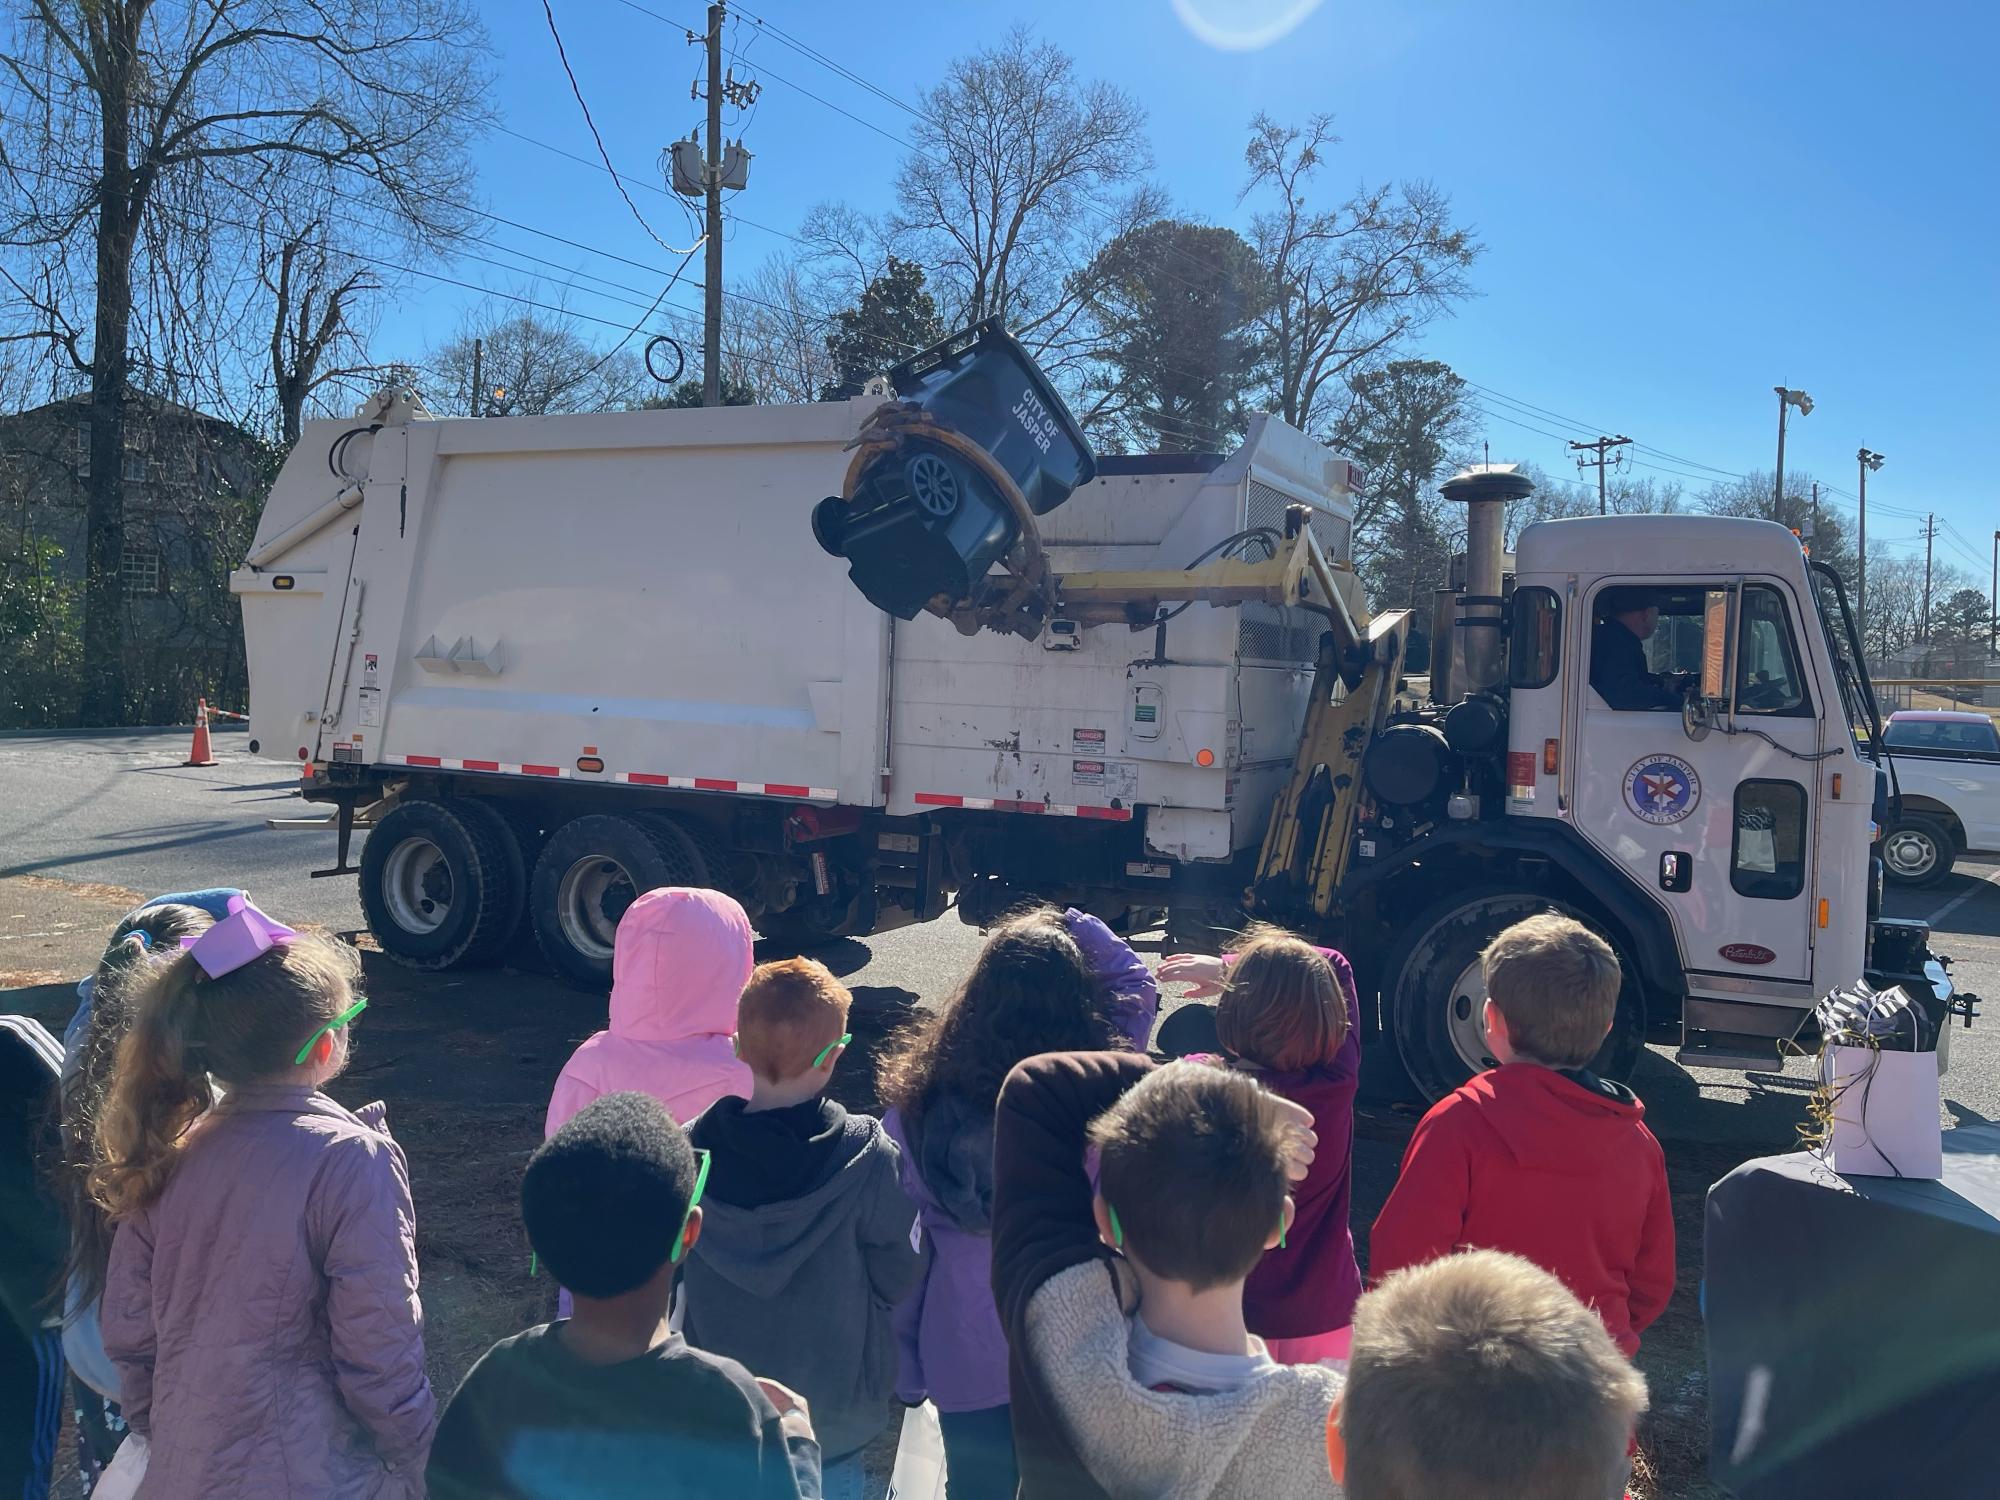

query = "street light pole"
1857;448;1885;647
1774;388;1789;515
1774;387;1813;517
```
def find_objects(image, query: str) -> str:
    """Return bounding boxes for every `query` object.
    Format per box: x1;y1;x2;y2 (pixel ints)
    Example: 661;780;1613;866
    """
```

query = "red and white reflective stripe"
914;792;1132;821
612;772;837;802
391;754;568;778
386;754;833;800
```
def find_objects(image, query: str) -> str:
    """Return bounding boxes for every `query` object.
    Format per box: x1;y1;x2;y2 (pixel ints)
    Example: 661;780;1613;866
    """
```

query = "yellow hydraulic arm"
1052;505;1410;920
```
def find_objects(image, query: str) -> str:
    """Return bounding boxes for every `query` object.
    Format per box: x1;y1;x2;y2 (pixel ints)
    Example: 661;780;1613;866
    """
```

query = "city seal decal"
1624;754;1699;825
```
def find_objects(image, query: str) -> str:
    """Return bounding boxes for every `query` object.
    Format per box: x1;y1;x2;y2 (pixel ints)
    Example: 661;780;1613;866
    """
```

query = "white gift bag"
93;1433;149;1500
1822;1044;1943;1180
886;1401;948;1500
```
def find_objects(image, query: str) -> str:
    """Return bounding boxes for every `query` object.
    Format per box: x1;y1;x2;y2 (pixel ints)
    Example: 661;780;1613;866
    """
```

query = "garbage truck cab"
1475;515;1882;1082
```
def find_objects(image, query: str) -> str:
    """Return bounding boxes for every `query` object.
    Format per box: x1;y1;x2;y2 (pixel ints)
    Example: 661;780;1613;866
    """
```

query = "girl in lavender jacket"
876;906;1154;1500
94;899;435;1499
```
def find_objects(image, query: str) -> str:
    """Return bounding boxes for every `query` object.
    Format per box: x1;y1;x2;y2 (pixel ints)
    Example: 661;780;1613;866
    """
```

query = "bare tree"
1241;114;1481;440
426;303;645;417
0;0;487;723
890;28;1162;375
264;212;381;447
724;256;840;406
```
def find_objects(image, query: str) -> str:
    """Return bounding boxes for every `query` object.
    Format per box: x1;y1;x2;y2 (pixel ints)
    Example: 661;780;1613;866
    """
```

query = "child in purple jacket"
875;907;1154;1500
1161;926;1362;1364
95;898;435;1499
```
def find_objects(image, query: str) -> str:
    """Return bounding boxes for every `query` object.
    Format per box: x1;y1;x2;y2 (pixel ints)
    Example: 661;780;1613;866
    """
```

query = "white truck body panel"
233;402;1352;866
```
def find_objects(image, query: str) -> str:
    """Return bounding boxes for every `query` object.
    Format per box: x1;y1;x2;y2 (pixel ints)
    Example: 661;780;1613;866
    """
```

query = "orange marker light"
576;756;605;774
1195;748;1216;767
1818;898;1830;929
1831;773;1843;800
1542;738;1560;775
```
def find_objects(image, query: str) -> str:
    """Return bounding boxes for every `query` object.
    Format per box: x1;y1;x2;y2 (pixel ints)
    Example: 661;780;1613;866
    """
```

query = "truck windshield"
1807;561;1883;765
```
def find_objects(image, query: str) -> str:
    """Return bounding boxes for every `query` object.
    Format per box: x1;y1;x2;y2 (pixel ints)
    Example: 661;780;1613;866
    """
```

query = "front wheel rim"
381;836;451;934
556;855;635;962
1442;956;1498;1073
1884;829;1937;878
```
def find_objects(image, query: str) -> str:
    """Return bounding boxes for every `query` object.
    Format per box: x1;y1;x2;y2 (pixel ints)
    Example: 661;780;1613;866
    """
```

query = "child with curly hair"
876;907;1154;1500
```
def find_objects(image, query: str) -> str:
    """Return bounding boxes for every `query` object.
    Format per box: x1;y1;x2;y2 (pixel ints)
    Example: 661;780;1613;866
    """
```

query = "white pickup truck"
1879;710;2000;886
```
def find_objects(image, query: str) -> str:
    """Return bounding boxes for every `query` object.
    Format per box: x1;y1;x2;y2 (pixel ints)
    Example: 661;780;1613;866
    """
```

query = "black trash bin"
813;318;1097;622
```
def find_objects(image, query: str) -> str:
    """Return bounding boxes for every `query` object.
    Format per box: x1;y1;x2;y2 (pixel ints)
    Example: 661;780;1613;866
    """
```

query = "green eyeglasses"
813;1032;853;1069
670;1148;712;1264
533;1147;715;1278
295;997;368;1066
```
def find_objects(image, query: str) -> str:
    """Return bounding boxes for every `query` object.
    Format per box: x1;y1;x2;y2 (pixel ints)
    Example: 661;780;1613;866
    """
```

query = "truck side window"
1732;780;1807;899
1736;585;1809;717
1508;587;1559;689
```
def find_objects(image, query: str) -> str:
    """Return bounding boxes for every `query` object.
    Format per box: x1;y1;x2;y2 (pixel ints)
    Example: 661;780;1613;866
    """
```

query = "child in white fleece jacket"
991;1051;1343;1500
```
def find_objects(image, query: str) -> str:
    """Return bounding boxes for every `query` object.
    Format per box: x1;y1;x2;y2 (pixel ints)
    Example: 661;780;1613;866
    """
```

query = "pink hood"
544;887;755;1135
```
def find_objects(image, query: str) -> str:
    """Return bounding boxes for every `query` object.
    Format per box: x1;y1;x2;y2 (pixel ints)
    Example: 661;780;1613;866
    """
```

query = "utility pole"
1991;528;1998;653
1857;448;1884;646
1568;435;1632;515
469;337;483;417
1921;513;1937;642
702;2;723;407
1810;480;1819;548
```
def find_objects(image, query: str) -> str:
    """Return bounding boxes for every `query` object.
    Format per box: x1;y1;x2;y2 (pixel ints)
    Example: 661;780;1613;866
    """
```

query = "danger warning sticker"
1073;728;1106;747
1072;759;1106;785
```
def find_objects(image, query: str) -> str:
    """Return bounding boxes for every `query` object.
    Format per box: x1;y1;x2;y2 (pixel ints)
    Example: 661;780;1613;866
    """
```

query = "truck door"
1572;577;1824;982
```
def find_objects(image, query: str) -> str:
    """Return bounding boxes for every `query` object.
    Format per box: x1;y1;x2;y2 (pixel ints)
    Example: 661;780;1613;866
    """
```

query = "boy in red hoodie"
1369;914;1673;1356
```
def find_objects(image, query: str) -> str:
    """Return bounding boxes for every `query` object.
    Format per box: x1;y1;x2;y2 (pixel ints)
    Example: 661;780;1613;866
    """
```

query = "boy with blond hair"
1329;1250;1648;1499
683;959;919;1500
1370;913;1674;1355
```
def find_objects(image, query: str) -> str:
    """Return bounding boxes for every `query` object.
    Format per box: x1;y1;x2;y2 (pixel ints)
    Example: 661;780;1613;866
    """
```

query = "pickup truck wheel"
531;814;699;988
1881;815;1953;888
359;799;524;971
1387;888;1645;1102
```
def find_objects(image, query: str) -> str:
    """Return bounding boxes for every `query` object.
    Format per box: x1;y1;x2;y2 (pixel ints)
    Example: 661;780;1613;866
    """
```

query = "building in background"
0;390;271;727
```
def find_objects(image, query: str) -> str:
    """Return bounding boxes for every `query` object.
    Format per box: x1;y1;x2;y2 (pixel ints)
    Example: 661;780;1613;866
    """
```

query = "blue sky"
391;0;1998;582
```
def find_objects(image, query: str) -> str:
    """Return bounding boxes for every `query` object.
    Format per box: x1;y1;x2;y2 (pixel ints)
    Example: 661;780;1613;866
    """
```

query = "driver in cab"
1591;588;1690;710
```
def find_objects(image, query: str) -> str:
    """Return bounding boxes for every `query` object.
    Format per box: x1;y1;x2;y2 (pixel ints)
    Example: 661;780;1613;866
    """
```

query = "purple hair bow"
180;894;297;979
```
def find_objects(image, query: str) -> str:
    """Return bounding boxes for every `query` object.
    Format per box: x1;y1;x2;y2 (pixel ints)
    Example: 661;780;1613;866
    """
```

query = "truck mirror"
1700;588;1733;701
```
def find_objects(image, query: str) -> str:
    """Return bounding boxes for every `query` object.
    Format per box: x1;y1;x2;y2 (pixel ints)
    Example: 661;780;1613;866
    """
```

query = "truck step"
1674;1045;1781;1073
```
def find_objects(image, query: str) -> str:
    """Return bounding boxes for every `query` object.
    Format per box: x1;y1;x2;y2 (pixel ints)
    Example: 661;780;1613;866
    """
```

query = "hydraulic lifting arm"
1054;504;1410;919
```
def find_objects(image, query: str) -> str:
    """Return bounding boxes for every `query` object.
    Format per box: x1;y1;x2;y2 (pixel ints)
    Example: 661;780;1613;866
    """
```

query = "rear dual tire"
359;799;525;971
528;813;721;989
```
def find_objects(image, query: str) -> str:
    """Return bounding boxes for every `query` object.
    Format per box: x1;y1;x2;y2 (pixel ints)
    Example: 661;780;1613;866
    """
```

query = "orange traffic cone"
183;698;218;767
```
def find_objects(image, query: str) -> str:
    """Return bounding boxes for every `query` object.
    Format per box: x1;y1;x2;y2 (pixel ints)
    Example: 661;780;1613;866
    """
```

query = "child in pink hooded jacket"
545;887;756;1137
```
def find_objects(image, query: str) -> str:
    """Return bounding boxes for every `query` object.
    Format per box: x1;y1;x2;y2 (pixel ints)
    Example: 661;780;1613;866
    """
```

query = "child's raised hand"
1157;953;1227;999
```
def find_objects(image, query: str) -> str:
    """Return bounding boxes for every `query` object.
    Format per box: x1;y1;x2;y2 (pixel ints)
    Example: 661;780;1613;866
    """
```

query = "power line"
539;0;705;255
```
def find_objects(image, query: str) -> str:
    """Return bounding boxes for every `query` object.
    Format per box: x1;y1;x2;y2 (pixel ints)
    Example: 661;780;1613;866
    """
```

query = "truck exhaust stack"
811;319;1096;635
1439;464;1535;696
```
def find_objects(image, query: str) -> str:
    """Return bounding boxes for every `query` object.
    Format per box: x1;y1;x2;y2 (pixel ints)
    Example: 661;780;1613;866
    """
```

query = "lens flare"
1170;0;1328;52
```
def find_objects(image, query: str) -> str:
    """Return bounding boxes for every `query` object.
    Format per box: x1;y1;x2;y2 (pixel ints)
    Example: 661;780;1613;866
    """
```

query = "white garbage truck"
236;321;1971;1097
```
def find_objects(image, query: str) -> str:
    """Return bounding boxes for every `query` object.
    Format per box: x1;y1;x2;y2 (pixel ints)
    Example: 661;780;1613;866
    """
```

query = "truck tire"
359;799;525;971
1880;814;1954;888
1386;888;1645;1103
530;814;699;988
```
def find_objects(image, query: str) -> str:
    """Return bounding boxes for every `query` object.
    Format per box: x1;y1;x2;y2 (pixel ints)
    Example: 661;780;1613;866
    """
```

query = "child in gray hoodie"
685;959;922;1500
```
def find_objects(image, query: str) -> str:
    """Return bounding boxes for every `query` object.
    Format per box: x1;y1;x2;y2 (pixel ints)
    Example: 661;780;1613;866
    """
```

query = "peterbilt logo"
1719;943;1776;966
